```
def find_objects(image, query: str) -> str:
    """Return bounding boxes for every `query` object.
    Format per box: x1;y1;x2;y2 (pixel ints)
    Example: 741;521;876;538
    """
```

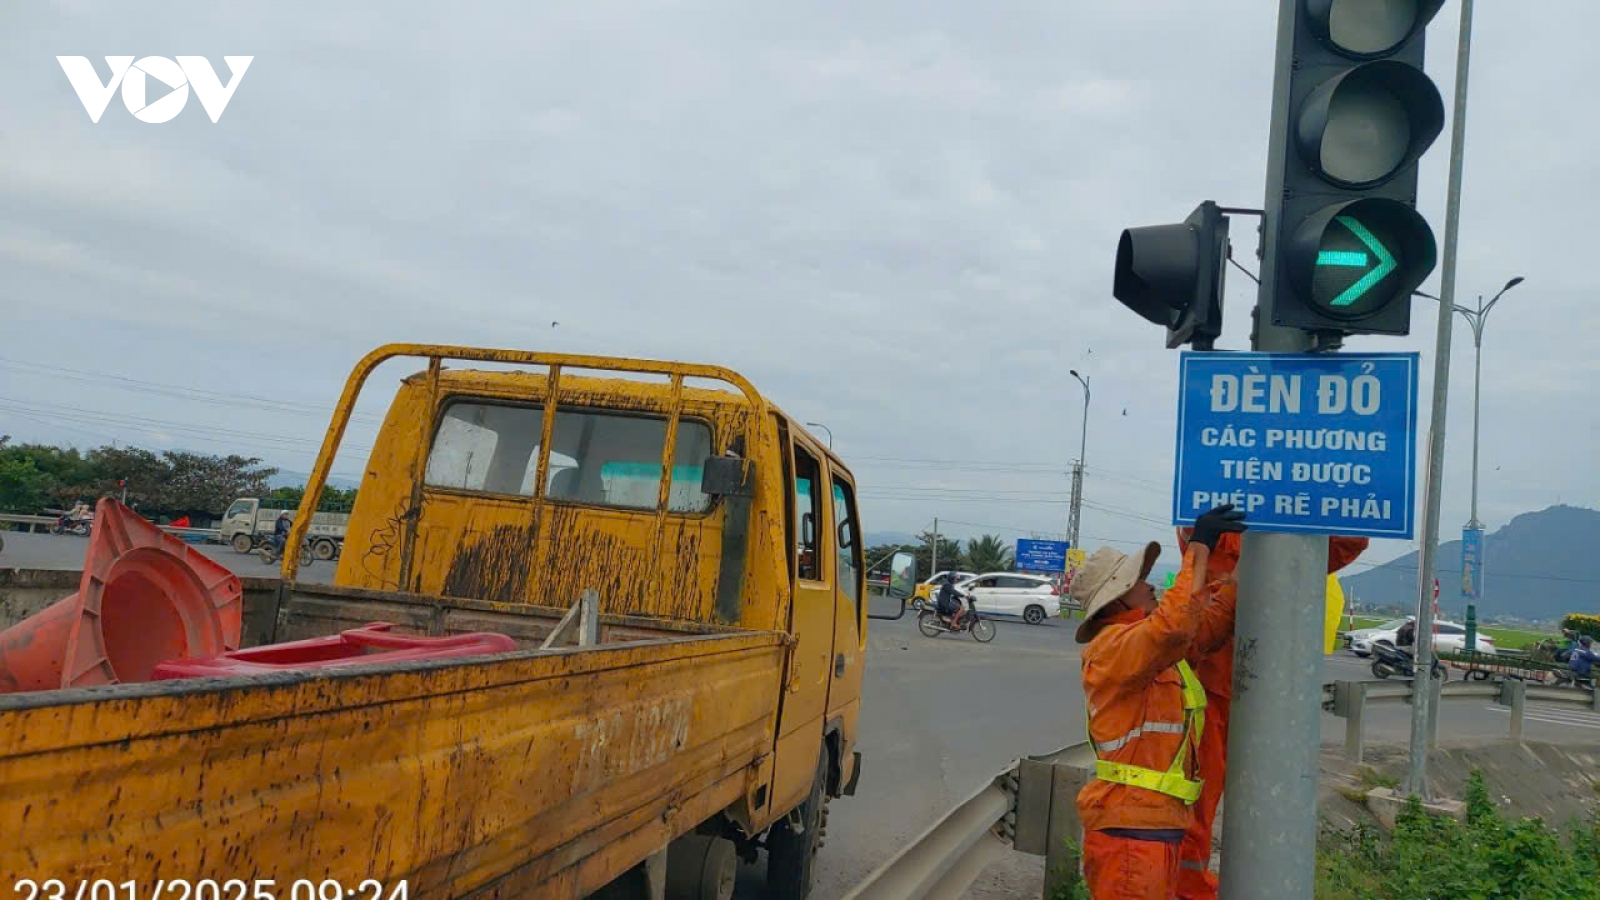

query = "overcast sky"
2;0;1596;573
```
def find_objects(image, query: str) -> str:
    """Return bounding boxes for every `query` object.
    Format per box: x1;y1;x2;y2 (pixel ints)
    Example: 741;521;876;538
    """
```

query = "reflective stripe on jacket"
1090;659;1206;803
1078;544;1208;833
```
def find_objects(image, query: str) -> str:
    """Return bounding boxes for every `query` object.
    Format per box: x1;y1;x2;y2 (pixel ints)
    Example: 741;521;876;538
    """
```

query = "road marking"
1484;705;1600;730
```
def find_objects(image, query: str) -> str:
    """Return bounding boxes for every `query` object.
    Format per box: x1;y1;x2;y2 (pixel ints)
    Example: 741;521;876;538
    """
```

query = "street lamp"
1415;275;1524;530
805;422;833;449
1067;370;1091;550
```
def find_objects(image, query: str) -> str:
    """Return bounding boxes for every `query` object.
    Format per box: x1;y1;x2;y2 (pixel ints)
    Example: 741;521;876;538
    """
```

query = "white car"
955;573;1061;625
1347;617;1496;656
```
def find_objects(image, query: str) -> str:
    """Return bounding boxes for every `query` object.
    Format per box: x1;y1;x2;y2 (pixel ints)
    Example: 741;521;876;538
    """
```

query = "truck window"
832;478;862;613
793;446;823;581
225;500;252;519
544;408;715;513
425;401;543;496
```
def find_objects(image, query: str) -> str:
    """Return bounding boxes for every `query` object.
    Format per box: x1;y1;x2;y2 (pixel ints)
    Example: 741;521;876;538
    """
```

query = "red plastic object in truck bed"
150;623;517;680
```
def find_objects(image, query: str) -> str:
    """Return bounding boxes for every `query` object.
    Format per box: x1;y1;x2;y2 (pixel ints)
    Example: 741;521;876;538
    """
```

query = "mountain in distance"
266;469;362;491
1341;504;1600;626
864;531;921;550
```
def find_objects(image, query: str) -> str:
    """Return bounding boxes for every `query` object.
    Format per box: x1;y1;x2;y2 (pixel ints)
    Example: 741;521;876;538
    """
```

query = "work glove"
1190;503;1248;551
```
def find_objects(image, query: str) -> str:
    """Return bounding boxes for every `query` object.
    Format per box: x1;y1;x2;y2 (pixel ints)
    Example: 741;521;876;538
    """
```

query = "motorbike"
50;514;92;537
1370;639;1446;680
1551;669;1596;690
916;597;996;643
259;534;315;568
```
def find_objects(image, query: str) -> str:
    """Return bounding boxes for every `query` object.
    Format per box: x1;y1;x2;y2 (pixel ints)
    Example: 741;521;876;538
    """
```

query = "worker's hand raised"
1190;504;1248;551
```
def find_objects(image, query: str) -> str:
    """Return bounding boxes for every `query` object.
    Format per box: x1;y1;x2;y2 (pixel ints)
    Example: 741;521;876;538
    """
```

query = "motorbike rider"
271;511;293;553
936;576;969;631
1569;636;1599;682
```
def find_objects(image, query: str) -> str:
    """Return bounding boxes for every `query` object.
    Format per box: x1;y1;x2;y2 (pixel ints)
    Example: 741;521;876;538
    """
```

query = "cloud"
1;0;1596;568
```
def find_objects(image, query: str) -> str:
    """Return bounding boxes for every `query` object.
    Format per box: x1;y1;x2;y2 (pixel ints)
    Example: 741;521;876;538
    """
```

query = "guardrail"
0;514;57;533
845;676;1600;900
0;513;220;543
1328;676;1600;763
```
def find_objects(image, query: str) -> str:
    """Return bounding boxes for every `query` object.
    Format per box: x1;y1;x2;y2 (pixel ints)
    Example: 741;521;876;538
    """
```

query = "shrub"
1563;613;1600;642
1317;770;1600;899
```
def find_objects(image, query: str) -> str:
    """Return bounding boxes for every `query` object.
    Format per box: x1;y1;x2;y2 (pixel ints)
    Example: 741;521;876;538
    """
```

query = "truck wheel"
666;834;736;900
313;538;337;560
767;747;829;900
232;533;253;554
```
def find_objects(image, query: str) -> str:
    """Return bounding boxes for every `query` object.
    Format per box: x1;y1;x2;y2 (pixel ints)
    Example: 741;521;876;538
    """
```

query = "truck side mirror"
701;455;753;498
868;550;918;620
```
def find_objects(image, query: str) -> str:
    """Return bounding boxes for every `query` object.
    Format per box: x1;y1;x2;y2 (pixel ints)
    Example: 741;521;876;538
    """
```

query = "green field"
1341;615;1555;650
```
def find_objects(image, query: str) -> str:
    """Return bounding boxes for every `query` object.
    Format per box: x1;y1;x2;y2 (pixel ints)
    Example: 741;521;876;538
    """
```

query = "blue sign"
1173;352;1419;539
1461;527;1483;599
1016;538;1070;573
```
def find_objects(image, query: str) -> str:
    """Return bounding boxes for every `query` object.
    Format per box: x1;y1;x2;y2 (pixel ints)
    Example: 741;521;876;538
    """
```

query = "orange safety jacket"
1178;532;1371;700
1078;544;1209;833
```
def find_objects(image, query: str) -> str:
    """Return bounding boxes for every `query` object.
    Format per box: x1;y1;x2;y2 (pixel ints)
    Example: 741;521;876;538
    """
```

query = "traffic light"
1265;0;1446;336
1113;200;1230;350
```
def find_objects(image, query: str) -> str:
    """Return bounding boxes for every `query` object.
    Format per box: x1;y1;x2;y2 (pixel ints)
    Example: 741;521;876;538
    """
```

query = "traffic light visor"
1113;223;1197;327
1306;0;1446;58
1290;198;1436;320
1296;61;1443;188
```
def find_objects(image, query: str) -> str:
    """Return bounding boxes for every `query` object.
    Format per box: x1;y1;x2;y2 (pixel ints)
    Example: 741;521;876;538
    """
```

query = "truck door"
826;472;866;772
771;430;836;815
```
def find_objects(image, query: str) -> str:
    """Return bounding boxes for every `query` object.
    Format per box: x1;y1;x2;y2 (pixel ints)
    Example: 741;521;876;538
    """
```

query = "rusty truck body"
0;345;908;899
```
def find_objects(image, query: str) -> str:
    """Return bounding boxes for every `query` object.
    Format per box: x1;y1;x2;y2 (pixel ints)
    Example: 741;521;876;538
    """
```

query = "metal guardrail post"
1332;681;1367;763
1426;676;1442;751
1498;678;1526;741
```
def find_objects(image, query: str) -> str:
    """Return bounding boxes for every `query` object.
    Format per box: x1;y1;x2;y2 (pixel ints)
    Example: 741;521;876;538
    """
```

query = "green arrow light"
1317;250;1368;267
1325;216;1396;307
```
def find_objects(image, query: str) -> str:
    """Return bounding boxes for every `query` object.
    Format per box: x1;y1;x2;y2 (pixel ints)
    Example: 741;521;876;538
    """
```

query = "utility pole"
931;517;939;576
1217;5;1329;895
1066;371;1090;550
1407;0;1478;801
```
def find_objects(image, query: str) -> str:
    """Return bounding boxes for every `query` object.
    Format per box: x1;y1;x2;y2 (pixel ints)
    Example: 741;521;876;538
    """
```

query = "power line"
0;357;386;425
0;397;373;455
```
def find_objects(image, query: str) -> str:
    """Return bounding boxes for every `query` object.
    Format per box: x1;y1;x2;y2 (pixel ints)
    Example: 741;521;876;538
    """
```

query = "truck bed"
0;577;790;897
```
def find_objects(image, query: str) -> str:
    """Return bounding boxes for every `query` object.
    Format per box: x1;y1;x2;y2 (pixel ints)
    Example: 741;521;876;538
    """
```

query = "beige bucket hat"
1071;541;1161;643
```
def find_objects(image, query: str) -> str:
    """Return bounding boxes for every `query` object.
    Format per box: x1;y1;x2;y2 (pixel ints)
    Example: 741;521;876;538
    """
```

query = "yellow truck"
0;344;913;900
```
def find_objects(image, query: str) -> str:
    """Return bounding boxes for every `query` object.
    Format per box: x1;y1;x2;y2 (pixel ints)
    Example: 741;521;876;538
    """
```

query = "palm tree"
965;534;1013;574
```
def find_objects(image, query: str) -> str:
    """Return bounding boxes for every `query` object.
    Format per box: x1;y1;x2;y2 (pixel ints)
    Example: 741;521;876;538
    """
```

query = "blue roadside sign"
1461;527;1483;599
1173;351;1419;539
1015;538;1070;573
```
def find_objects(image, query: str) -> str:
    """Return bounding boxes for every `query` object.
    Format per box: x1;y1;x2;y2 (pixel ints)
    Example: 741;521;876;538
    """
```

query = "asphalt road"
6;533;1597;896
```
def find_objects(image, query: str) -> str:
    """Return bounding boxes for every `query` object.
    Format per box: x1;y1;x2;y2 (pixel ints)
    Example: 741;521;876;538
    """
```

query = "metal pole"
1218;1;1328;895
806;422;834;449
1406;0;1476;801
1468;304;1483;529
931;517;939;577
1067;371;1090;549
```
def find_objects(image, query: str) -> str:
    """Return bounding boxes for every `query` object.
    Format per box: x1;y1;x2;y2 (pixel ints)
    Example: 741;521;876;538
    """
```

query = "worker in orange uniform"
1172;530;1369;900
1072;503;1247;900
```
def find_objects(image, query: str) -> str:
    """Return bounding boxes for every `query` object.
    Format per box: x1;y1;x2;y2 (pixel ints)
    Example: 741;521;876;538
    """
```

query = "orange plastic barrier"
151;622;517;679
0;498;242;693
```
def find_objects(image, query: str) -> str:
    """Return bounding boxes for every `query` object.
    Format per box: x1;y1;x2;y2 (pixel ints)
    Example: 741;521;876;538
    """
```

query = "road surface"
6;533;1596;896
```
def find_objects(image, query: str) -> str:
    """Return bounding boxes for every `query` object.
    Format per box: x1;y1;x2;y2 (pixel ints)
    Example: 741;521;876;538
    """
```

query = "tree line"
0;438;357;522
866;530;1019;580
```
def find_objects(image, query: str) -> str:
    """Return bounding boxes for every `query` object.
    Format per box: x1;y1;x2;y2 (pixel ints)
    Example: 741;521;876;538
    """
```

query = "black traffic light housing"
1266;0;1446;336
1113;201;1230;350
